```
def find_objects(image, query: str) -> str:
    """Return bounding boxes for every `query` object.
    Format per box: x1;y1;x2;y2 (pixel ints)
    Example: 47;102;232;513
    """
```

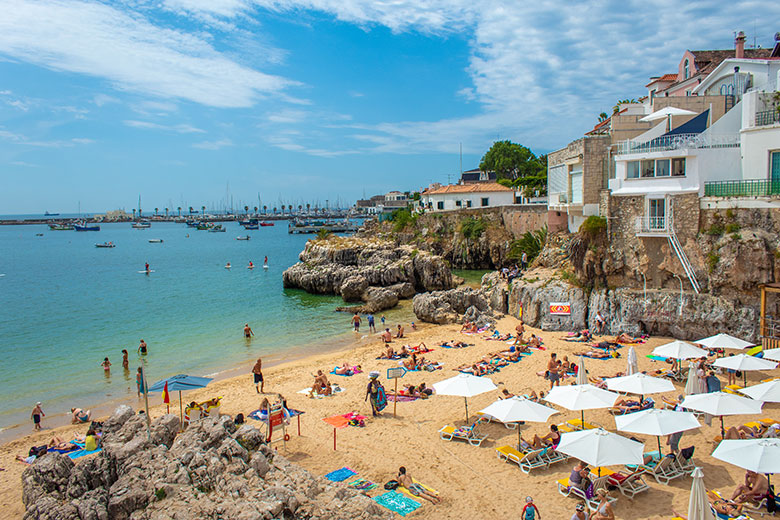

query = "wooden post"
393;378;398;417
297;414;301;436
333;428;336;451
761;286;767;338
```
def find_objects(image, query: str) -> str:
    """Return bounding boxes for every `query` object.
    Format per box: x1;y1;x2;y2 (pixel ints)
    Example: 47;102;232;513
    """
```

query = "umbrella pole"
518;427;522;452
657;435;662;457
720;416;725;438
179;391;183;429
465;397;469;424
744;371;747;388
581;410;585;427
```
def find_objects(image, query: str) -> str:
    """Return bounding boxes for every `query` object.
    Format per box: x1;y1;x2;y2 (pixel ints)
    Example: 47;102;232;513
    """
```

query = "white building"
420;183;515;211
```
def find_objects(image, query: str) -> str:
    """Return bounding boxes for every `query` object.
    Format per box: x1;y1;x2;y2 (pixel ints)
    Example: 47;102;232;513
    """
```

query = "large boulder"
339;275;369;302
361;287;399;313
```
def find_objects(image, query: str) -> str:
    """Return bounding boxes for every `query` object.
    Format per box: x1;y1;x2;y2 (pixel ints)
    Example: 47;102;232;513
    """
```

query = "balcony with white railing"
635;216;670;236
616;133;740;156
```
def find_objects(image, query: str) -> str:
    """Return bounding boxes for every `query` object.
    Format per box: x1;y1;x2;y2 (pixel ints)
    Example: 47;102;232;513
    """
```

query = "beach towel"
348;478;378;491
387;394;419;402
68;448;102;459
297;385;345;398
330;366;362;376
398;479;438;501
645;355;670;362
580;354;614;360
373;491;421;517
325;467;357;482
323;413;367;429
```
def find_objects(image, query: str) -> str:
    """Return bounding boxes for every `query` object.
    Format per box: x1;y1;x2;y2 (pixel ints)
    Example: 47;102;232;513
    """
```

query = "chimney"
735;31;746;59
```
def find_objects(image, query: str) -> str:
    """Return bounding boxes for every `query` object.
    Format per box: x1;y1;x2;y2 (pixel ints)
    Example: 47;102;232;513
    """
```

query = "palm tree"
598;112;609;122
177;206;182;217
244;205;249;216
201;205;206;216
281;204;286;214
164;208;169;217
253;206;258;216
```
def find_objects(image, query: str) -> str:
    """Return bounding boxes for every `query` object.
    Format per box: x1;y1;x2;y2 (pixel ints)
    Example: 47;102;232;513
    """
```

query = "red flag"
162;381;170;404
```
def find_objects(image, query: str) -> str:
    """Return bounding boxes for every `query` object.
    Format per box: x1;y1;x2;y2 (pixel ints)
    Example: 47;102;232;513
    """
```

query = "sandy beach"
2;316;776;519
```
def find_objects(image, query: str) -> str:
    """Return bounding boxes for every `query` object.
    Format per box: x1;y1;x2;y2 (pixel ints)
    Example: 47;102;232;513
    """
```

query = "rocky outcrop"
22;406;390;520
284;237;454;312
412;282;502;327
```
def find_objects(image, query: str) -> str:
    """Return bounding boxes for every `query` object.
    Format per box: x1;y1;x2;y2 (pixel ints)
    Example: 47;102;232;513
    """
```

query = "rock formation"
283;236;453;312
22;405;390;520
412;272;507;327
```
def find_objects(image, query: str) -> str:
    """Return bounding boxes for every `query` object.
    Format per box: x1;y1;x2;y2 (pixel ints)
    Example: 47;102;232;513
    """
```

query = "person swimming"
248;261;254;269
225;262;231;269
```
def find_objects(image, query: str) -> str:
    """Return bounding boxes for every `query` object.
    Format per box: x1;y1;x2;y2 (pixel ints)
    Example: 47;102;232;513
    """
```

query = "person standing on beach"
367;313;376;333
365;372;386;416
381;315;386;327
521;496;541;520
252;357;264;393
352;313;361;332
138;339;147;355
547;353;560;389
136;367;145;397
521;251;528;271
244;323;254;338
31;402;44;431
121;349;129;370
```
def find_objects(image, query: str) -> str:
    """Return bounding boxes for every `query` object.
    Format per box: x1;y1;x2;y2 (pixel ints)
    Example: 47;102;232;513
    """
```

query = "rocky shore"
22;406;389;520
282;236;453;313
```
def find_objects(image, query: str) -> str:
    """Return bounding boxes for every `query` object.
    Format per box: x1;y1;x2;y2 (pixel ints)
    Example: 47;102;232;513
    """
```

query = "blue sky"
1;0;778;214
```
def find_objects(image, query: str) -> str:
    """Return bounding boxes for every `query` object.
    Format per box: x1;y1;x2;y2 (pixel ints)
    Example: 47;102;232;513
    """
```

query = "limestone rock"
22;453;75;506
361;287;399;313
339;275;369;302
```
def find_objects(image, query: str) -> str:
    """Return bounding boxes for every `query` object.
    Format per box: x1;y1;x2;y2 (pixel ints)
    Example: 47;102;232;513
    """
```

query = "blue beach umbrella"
148;374;213;423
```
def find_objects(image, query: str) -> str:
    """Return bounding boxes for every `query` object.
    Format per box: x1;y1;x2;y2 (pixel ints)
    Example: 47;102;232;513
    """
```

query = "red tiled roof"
646;73;678;87
424;182;513;195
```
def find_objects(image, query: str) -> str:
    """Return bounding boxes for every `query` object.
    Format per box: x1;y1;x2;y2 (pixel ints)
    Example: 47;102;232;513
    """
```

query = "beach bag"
384;480;399;490
736;370;743;378
29;446;47;457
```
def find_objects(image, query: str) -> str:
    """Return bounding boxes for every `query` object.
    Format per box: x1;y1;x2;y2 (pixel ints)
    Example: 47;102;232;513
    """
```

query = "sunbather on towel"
398;467;440;504
491;350;520;362
402;354;419;371
725;423;780;440
615;333;643;343
47;436;77;451
613;398;653;413
500;389;515;399
334;364;362;376
485;332;512;341
409;342;431;353
575;349;619;359
442;340;468;348
528;390;546;402
379;345;395;359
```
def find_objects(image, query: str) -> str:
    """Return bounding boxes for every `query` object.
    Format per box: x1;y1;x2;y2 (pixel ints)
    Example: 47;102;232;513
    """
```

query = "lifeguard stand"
760;283;780;349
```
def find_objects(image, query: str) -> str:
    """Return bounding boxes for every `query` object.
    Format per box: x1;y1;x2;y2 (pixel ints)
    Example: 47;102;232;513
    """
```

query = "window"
684;59;689;79
641;160;655;178
437;201;444;210
672;158;686;176
655;159;670;177
455;200;462;207
481;197;489;207
466;200;472;208
627;161;641;179
685;90;691;96
649;198;666;229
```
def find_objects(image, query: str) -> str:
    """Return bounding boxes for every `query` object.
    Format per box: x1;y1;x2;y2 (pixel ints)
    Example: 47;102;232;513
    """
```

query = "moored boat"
236;235;250;241
74;221;100;231
208;224;226;233
132;220;151;229
259;221;274;227
95;242;115;248
48;223;74;230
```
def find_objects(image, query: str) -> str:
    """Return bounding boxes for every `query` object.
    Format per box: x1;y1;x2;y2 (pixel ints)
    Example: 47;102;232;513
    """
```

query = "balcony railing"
755;109;780;127
616;133;740;155
635;216;669;235
704;179;780;197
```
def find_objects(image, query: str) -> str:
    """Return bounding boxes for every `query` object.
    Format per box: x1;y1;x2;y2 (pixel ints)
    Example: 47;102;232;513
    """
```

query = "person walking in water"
252;357;264;393
138;339;147;355
31;402;44;431
244;323;254;338
136;367;145;397
367;313;376;333
352;313;361;332
101;357;111;372
121;349;129;370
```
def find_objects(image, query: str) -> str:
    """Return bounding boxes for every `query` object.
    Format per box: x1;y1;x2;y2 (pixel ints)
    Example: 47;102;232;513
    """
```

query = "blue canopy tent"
148;374;213;424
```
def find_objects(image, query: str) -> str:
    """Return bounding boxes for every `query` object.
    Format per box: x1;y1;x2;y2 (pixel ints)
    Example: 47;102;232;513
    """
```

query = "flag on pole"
162;381;170;413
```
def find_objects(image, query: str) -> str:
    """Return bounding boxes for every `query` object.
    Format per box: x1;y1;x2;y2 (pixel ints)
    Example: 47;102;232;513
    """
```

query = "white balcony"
635;216;670;236
616;133;740;156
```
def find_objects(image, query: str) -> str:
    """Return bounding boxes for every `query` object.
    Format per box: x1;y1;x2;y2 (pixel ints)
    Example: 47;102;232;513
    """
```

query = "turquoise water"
0;222;411;434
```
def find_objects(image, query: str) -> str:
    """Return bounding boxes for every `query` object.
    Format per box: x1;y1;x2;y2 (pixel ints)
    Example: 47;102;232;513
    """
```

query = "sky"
0;0;778;214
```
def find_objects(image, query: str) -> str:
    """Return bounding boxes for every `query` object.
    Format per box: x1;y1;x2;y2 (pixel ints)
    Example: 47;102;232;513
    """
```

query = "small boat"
208;225;226;233
35;233;44;237
244;223;259;230
132;220;151;229
74;221;100;231
236;235;250;241
44;211;60;216
259;221;274;227
197;223;214;230
48;223;74;230
148;239;163;243
95;242;115;248
185;220;199;227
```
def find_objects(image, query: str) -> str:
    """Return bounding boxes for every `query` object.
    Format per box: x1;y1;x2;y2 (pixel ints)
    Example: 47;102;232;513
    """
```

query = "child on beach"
31;402;44;431
522;496;541;519
101;357;111;372
380;315;386;327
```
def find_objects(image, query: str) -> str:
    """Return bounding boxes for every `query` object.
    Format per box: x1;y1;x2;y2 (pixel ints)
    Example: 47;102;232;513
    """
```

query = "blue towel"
373;491;421;516
325;467;357;482
68;448;102;459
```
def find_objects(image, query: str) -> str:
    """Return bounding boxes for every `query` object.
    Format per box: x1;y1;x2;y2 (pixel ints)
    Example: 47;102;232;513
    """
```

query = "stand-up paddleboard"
247;266;254;270
0;274;5;277
225;265;231;269
263;264;268;270
138;270;155;274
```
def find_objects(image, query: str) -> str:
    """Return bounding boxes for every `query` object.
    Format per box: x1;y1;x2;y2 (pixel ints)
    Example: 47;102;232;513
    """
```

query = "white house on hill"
420;182;515;211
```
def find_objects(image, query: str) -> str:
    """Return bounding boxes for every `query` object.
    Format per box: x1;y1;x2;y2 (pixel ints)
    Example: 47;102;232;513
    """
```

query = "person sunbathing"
442;340;468;348
397;467;440;504
460;321;474;333
613;398;653;413
492;350;520;362
575;349;617;359
725;423;780;440
335;363;360;375
47;436;77;451
500;389;515;399
403;354;418;371
527;390;545;402
524;424;560;449
398;345;410;358
379;345;395;359
409;342;431;353
615;333;642;343
731;470;769;504
485;332;512;341
71;408;91;424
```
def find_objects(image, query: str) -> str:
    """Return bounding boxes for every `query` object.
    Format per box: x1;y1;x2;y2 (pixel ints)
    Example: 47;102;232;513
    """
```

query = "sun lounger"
558;475;618;512
518;448;549;474
607;469;650;499
567;419;600;430
641;455;683;485
723;384;742;395
672;449;695;475
542;448;569;466
438;424;487;447
476;412;518;429
495;445;524;465
608;399;655;416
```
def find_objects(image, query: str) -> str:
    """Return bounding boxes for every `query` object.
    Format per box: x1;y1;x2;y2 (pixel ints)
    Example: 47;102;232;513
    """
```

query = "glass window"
466;200;472;207
455;200;462;207
627;161;640;179
437;201;444;210
655;159;670;177
672;158;686;176
481;197;489;207
684;59;689;79
641;160;655;178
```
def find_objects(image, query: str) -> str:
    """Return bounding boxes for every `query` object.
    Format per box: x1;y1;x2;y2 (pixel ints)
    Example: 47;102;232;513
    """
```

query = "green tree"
598;112;609;121
479;140;546;197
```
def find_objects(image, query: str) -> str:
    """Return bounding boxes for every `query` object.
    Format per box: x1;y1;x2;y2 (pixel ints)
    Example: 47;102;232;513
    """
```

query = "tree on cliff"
480;140;547;196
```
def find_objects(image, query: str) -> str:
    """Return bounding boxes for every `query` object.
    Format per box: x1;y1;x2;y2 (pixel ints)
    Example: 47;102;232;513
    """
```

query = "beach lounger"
518;448;549;474
495;445;524;466
558;475;617;512
476;412;518;429
438;424;487;447
672;449;695;475
723;384;742;395
607;469;650;499
542;448;569;466
641;455;683;485
567;419;600;430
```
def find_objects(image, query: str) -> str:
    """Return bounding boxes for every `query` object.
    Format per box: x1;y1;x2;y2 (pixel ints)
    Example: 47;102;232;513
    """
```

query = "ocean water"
0;221;412;434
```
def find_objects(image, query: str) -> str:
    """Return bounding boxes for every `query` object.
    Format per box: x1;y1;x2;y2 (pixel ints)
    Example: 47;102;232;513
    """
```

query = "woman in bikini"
591;489;615;519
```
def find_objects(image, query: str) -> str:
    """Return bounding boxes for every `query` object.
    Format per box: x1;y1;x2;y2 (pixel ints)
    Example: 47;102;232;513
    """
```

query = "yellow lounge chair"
438;424;487;447
567;419;599;430
495;445;524;465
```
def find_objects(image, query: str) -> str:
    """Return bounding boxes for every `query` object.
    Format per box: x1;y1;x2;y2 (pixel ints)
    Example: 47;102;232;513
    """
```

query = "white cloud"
0;0;298;108
0;127;94;147
71;137;94;144
92;93;119;107
11;160;38;167
124;120;205;133
193;138;233;149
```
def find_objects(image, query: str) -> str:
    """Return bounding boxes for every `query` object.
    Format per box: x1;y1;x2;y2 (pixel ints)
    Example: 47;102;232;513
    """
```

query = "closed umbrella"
687;467;716;520
479;396;558;449
627;346;639;375
615;408;700;455
576;356;588;385
433;373;497;423
545;384;619;426
653;340;708;360
714;354;777;387
696;333;754;351
681;391;763;437
556;428;644;475
684;365;706;396
148;374;213;424
607;372;675;402
713;438;780;490
739;379;780;403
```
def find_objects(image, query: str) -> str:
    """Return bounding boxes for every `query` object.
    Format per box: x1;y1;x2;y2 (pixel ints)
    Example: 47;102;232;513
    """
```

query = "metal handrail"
705;179;780;197
616;133;740;155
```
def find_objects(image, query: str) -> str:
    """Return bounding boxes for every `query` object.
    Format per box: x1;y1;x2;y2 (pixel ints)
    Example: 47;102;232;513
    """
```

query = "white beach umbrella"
433;373;497;422
627;346;639;375
681;392;763;436
714;354;778;387
653;340;708;360
684;365;705;397
479;396;558;448
762;349;780;363
687;467;716;520
545;384;619;426
576;356;588;385
640;106;698;121
696;333;754;351
615;408;700;454
738;379;780;403
606;372;675;399
556;428;644;474
713;438;780;489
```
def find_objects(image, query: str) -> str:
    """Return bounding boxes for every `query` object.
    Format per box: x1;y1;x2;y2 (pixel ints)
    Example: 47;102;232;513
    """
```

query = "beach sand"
1;316;775;519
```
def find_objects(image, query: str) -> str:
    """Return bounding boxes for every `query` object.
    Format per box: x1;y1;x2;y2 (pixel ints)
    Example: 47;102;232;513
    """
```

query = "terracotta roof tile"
424;182;513;195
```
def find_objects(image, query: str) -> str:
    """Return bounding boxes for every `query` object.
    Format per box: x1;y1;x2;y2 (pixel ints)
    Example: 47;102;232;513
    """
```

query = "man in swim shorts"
547;353;560;389
397;467;440;504
367;313;375;333
352;313;361;332
252;357;264;393
244;323;254;338
31;402;44;431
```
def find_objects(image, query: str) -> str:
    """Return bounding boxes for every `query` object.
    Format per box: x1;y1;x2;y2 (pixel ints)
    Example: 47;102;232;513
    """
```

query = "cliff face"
282;236;453;312
22;406;390;520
